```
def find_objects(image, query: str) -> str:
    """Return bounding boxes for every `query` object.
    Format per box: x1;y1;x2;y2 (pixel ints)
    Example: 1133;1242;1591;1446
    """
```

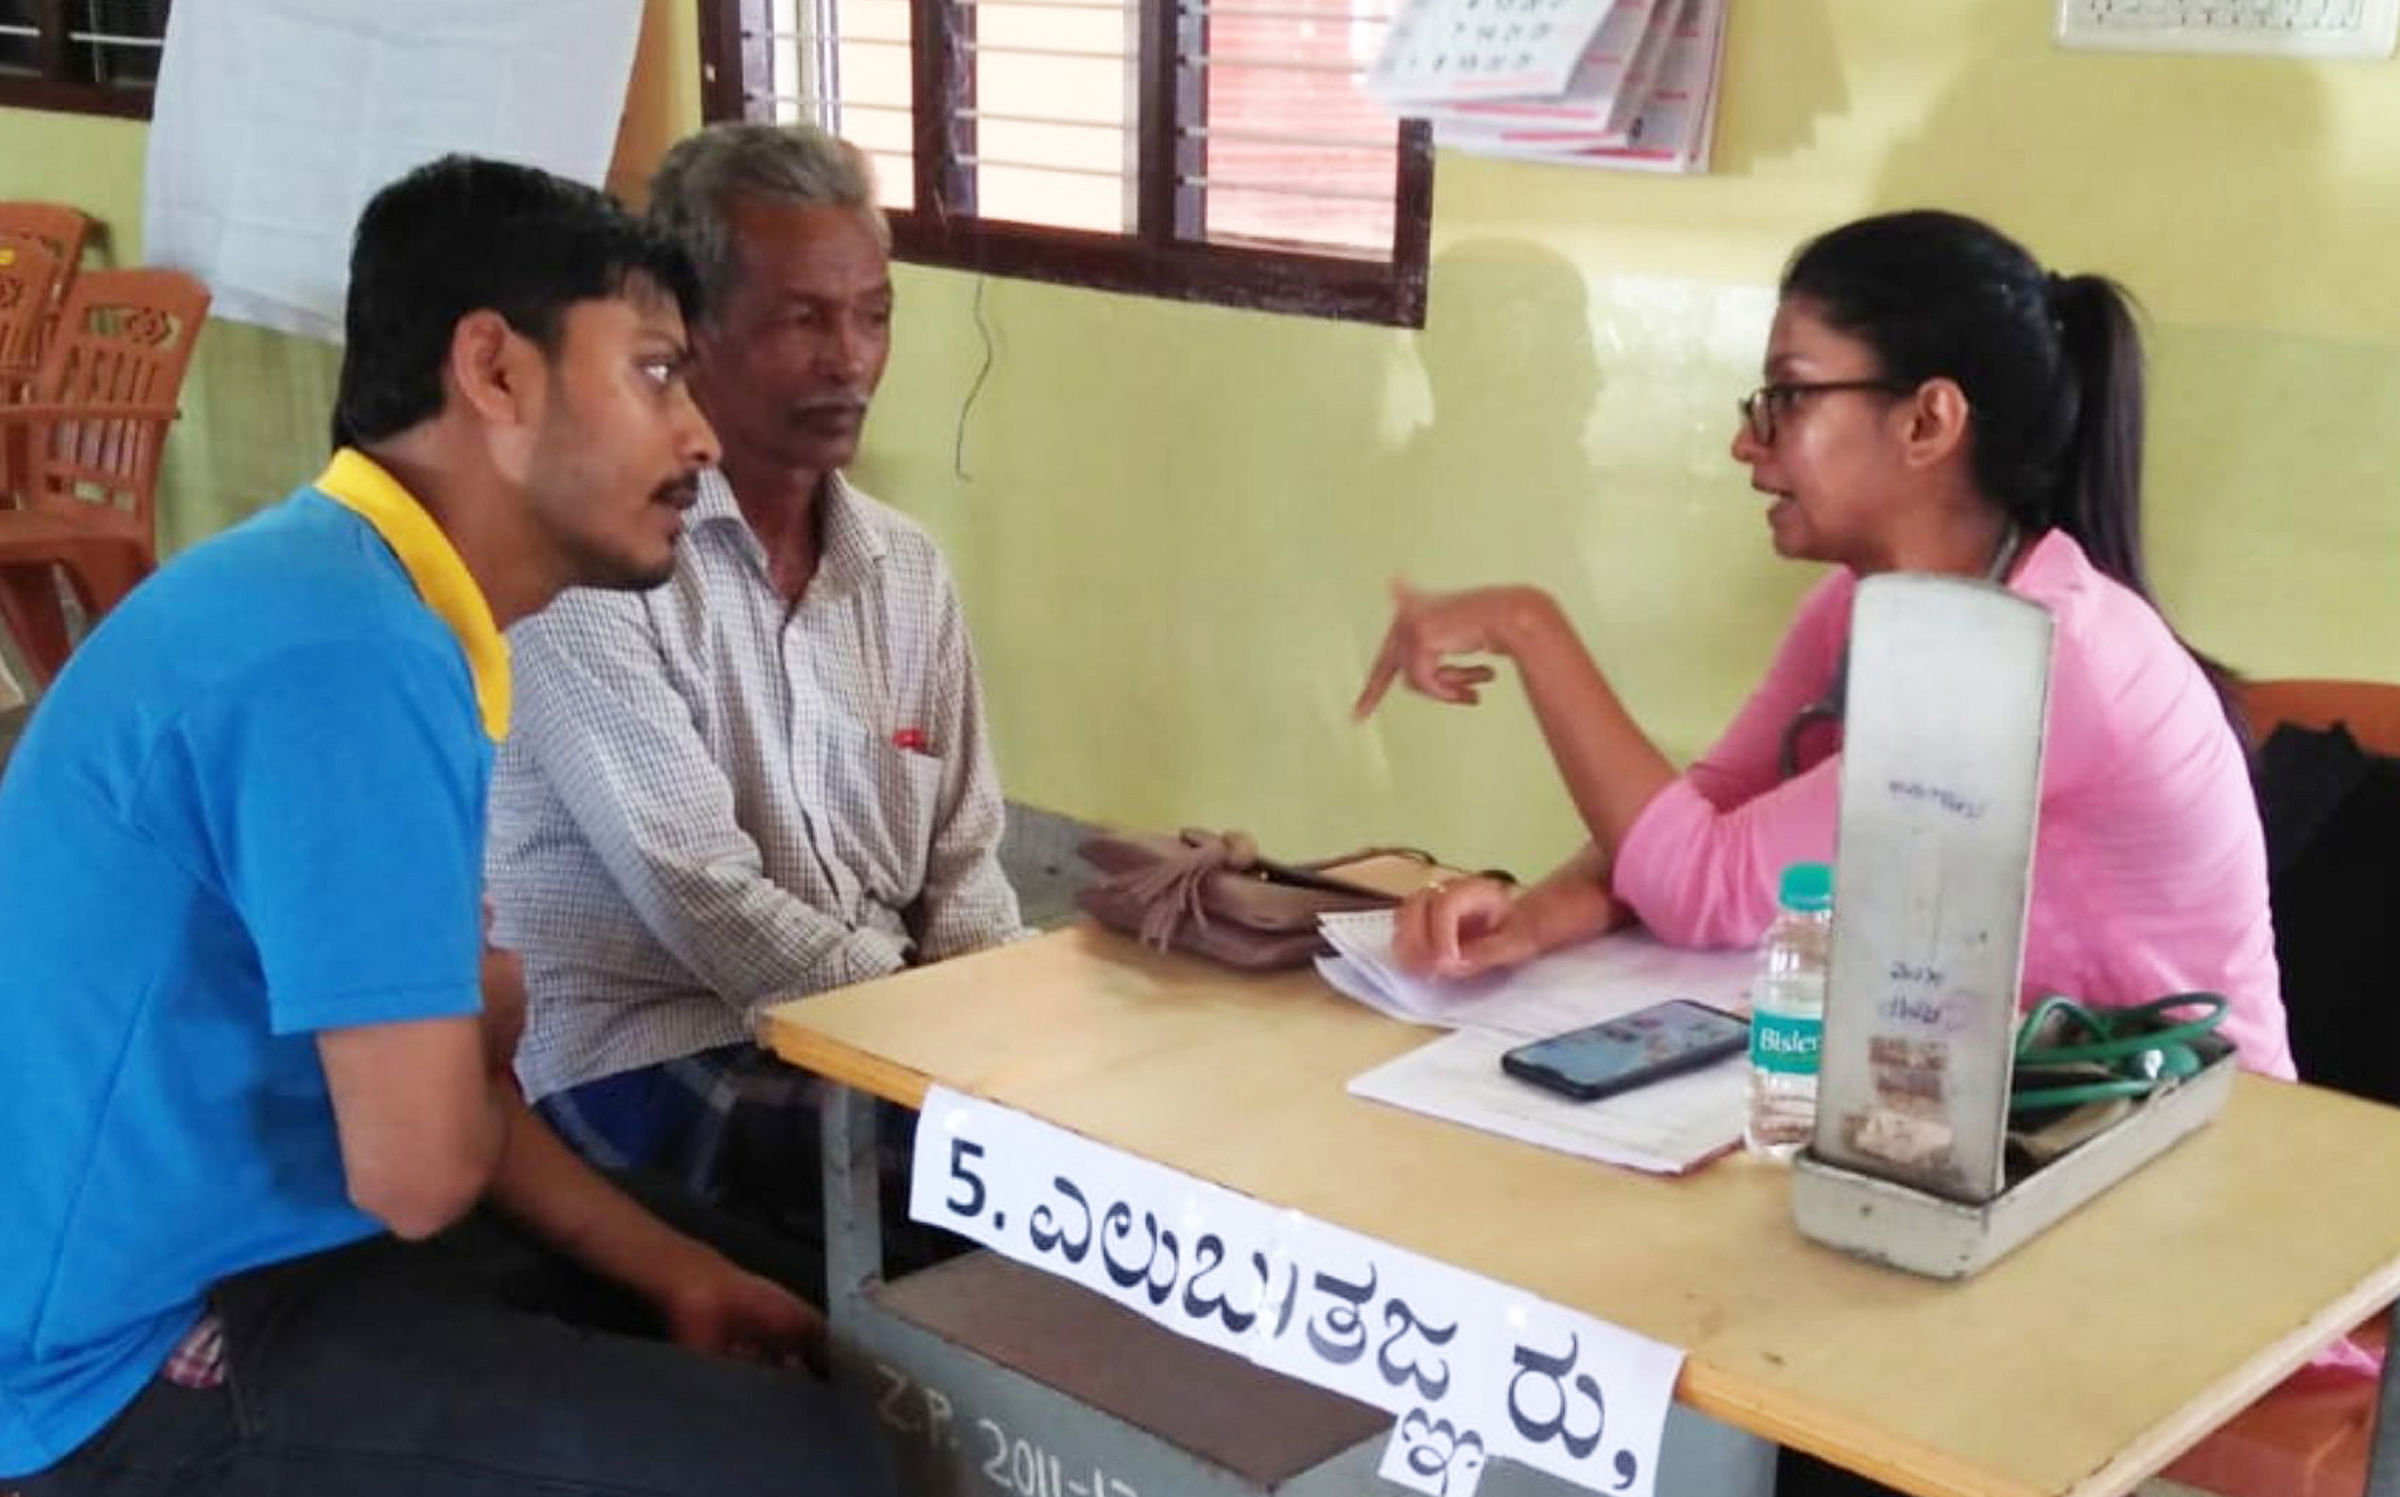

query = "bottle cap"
1778;861;1834;912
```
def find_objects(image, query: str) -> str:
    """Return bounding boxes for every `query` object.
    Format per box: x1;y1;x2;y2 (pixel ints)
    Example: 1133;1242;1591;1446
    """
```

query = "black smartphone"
1499;1000;1750;1102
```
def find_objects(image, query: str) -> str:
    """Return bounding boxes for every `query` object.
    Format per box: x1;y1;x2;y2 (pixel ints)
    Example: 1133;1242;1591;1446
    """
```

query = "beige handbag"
1076;829;1441;971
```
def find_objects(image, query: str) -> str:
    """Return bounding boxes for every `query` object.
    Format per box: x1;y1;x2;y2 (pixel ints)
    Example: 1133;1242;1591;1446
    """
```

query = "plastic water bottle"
1745;862;1834;1161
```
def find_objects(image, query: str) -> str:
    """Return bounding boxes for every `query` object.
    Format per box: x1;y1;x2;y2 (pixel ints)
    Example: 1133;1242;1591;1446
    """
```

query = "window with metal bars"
699;0;1432;326
0;0;167;118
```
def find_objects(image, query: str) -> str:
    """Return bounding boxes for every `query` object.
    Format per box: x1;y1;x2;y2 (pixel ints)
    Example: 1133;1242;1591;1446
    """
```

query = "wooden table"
761;924;2400;1497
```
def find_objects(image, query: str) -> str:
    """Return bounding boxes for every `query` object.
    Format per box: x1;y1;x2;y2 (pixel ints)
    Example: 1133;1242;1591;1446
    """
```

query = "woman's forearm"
1517;842;1626;948
1497;589;1680;858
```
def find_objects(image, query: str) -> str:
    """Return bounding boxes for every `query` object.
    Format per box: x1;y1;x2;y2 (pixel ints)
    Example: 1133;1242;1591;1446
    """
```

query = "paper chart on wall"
1448;0;1728;172
1365;0;1635;106
1364;0;1729;173
1419;0;1669;140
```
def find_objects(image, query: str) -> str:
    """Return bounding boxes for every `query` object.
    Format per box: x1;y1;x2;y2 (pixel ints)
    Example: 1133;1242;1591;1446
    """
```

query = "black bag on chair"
2255;721;2400;1106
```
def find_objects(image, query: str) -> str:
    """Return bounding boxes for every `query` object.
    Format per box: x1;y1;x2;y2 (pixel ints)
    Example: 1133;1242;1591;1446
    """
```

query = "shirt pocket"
823;721;946;906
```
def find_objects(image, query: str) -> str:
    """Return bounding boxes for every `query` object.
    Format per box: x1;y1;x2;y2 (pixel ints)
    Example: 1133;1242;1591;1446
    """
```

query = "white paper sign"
911;1087;1685;1496
142;0;644;342
1381;1404;1494;1495
910;1091;1289;1358
1466;1297;1684;1493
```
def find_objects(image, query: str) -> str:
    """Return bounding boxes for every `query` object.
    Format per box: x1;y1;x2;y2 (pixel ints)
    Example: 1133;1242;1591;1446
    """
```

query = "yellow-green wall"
6;0;2397;875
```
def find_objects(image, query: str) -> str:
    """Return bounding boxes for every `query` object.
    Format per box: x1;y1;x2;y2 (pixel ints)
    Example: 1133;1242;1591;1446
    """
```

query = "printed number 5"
947;1136;989;1218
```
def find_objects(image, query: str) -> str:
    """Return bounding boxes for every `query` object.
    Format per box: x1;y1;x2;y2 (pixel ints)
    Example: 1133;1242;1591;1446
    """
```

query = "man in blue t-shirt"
0;157;891;1496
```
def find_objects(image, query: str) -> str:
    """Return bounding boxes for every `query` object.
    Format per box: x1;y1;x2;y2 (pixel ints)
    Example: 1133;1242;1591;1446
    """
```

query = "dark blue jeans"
537;1050;961;1307
18;1182;895;1497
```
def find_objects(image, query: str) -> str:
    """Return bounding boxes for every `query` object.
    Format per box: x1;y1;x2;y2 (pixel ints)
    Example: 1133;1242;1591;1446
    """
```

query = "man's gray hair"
648;122;888;320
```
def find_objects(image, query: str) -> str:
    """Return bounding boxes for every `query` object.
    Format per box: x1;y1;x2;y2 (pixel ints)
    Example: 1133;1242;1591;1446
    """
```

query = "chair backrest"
0;232;66;384
2241;677;2400;757
0;202;92;276
21;267;211;538
0;203;92;371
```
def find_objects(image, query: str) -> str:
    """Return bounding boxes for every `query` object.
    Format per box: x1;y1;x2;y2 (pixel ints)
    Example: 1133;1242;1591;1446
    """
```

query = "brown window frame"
0;0;164;119
697;0;1433;327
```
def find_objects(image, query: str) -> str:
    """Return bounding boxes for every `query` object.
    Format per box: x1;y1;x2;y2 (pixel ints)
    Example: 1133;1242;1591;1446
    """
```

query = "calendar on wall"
1362;0;1730;173
2055;0;2400;58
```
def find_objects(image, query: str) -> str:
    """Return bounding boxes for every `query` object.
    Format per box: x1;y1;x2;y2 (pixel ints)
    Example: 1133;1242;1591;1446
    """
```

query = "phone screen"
1501;1000;1750;1101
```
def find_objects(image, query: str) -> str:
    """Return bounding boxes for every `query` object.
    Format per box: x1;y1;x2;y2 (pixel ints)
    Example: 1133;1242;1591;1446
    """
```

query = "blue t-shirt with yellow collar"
0;451;508;1477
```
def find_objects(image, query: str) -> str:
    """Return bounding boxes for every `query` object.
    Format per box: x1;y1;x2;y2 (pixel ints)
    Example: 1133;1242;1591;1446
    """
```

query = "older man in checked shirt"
486;123;1025;1268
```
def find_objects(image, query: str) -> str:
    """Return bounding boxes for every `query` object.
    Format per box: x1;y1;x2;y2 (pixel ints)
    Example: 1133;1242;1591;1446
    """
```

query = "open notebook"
1320;910;1757;1175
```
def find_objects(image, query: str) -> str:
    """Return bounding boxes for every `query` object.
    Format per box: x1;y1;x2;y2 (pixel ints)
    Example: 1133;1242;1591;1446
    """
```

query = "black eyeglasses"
1737;379;1914;445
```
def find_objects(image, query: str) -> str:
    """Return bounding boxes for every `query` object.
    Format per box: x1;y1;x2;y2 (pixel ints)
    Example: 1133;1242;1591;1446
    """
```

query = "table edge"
758;1000;2400;1497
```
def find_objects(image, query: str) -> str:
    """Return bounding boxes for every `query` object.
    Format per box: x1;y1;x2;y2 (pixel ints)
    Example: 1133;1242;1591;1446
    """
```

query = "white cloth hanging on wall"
142;0;645;342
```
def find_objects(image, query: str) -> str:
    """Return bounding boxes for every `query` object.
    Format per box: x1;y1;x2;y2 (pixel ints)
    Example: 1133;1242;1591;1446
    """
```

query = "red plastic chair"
2244;679;2400;759
0;267;209;684
0;203;93;399
0;202;93;274
0;232;67;400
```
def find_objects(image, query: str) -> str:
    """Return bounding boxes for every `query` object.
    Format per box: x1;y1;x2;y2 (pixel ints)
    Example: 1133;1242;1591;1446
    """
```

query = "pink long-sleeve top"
1612;527;2297;1080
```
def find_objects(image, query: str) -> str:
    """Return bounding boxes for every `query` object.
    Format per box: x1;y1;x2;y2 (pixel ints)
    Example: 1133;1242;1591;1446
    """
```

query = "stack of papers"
1320;909;1757;1174
1319;908;1752;1038
1363;0;1729;174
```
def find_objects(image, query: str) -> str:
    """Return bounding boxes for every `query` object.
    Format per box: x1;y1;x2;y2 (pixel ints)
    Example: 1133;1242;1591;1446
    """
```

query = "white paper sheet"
1347;1026;1747;1175
143;0;644;342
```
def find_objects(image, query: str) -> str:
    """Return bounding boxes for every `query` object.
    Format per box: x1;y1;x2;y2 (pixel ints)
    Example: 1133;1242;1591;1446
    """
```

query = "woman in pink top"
1355;209;2295;1080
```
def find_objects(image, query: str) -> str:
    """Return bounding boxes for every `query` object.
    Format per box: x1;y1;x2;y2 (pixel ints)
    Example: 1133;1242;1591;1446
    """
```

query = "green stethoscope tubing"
2008;992;2230;1115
